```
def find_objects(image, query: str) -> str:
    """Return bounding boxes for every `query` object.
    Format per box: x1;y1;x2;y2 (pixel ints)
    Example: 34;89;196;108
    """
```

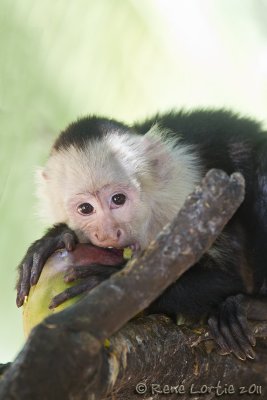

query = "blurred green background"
1;0;267;362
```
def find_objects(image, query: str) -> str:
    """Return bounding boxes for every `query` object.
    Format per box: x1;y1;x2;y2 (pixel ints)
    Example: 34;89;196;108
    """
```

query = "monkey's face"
36;141;156;252
65;183;151;251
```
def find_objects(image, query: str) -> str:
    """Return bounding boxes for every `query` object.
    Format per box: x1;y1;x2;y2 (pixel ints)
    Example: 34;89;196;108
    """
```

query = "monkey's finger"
208;315;231;355
30;250;49;286
236;308;256;347
218;309;247;360
30;238;68;285
16;287;23;308
16;270;24;307
62;232;77;251
219;294;255;359
237;315;256;347
16;262;32;307
225;315;256;359
64;265;93;282
64;264;119;283
49;279;100;309
223;293;255;346
219;319;250;361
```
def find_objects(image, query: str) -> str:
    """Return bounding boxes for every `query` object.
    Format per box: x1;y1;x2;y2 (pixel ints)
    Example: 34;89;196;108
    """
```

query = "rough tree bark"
1;169;266;400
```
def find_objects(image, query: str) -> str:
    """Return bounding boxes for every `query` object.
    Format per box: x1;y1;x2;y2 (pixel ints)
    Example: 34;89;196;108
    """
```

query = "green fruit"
23;249;81;337
123;247;133;260
22;244;125;337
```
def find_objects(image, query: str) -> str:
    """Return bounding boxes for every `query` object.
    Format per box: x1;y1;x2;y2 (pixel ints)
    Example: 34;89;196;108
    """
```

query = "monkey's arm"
16;223;77;307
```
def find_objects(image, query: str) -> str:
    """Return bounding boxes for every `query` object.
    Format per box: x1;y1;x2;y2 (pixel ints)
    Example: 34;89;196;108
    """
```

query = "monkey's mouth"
106;247;124;257
106;242;140;255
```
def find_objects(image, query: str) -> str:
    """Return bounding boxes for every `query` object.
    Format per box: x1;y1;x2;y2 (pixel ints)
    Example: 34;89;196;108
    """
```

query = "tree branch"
103;316;267;399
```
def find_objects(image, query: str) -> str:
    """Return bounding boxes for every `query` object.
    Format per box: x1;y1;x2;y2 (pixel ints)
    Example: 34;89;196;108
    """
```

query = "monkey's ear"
35;166;58;223
142;124;173;178
36;167;48;181
35;167;49;205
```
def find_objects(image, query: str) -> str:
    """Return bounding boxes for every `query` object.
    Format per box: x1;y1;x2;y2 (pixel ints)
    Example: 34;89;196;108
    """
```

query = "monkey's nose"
95;229;122;243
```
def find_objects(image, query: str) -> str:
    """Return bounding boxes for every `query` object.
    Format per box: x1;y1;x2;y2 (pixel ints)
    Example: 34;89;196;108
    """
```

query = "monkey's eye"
77;203;94;215
112;193;126;206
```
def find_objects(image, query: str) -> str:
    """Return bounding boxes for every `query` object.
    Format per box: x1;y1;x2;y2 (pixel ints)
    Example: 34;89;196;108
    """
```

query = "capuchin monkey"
16;109;267;360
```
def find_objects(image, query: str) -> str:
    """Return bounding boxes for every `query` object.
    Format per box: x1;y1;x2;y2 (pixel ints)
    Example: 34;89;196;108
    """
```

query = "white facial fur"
36;124;201;250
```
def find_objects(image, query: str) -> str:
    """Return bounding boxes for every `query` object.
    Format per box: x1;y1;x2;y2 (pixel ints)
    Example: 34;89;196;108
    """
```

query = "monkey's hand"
49;264;122;309
16;223;77;307
208;294;256;361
